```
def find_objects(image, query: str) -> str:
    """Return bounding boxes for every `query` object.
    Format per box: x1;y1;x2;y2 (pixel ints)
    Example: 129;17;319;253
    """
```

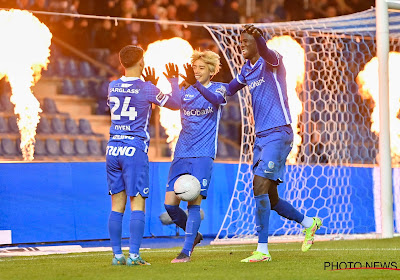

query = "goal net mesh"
205;9;400;243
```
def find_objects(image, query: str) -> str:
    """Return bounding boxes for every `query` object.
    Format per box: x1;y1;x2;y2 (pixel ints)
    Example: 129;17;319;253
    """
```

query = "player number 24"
109;96;138;120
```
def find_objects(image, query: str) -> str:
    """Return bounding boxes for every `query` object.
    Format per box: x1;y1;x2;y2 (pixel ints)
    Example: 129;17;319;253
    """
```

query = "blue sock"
182;205;201;256
108;211;123;255
272;199;304;223
164;204;187;230
255;194;271;243
129;210;145;255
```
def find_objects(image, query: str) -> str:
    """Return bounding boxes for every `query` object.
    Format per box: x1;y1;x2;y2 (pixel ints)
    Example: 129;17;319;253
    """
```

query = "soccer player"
164;50;227;263
107;45;180;266
225;25;323;262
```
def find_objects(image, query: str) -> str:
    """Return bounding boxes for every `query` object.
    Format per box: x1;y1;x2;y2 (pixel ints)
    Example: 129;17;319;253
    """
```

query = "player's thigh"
106;143;125;195
189;157;214;199
165;190;181;205
111;190;127;213
166;157;191;193
121;148;150;198
130;194;146;212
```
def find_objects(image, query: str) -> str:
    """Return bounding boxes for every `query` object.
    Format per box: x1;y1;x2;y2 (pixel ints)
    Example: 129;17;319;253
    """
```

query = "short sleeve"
145;82;169;107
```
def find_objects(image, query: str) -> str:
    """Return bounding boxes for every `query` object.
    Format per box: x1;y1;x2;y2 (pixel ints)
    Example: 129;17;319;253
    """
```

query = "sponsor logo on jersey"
248;77;265;90
114;125;131;130
112;135;134;140
106;145;136;156
110;87;140;94
183;93;195;101
183;106;213;116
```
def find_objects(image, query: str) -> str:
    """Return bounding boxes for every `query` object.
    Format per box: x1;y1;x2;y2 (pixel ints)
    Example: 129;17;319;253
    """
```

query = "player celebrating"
107;45;180;266
164;50;227;263
225;25;323;262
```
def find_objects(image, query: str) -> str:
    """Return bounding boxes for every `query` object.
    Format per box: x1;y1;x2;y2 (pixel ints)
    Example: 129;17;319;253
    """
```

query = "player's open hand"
243;24;263;38
163;62;179;79
179;63;197;85
142;66;159;86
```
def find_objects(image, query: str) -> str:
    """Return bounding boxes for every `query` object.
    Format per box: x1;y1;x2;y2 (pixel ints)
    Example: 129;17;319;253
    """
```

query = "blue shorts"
253;125;293;183
106;141;149;197
167;157;214;198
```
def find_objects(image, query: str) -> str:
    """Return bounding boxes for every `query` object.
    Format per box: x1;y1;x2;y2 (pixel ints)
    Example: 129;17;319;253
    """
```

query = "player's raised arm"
244;24;279;66
163;63;181;110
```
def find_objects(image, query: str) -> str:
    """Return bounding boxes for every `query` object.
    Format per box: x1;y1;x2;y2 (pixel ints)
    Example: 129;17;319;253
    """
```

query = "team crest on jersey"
202;179;207;187
268;161;275;169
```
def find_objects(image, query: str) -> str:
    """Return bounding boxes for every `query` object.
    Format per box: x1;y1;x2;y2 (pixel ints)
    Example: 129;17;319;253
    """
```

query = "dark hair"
119;45;144;69
240;26;265;39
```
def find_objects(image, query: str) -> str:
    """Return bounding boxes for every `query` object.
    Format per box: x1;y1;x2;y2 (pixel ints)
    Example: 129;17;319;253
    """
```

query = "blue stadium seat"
34;139;46;157
218;121;228;137
42;98;59;114
60;138;75;156
0;116;8;133
7;116;19;133
88;139;102;156
75;79;89;97
79;61;93;78
87;80;99;98
37;116;52;134
65;58;79;77
65;118;79;134
217;141;229;158
46;138;60;156
78;118;93;135
55;58;66;77
1;138;17;156
74;139;88;156
62;78;75;95
51;117;66;134
101;139;108;154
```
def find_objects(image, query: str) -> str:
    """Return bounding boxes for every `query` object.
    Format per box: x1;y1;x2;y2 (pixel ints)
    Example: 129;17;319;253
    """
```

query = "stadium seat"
0;92;14;112
217;141;229;158
65;118;79;134
42;98;59;114
1;138;17;156
0;116;8;133
79;61;93;78
45;138;60;156
51;117;66;134
34;139;47;157
78;118;93;135
16;139;22;156
37;116;52;134
88;139;102;156
101;139;108;154
74;139;88;156
60;138;75;156
218;121;228;137
62;78;75;95
65;58;79;77
87;80;99;98
7;116;19;133
54;58;66;77
229;104;241;122
75;79;89;97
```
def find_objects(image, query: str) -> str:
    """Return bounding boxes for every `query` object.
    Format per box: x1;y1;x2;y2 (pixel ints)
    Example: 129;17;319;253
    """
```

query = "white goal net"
205;9;400;244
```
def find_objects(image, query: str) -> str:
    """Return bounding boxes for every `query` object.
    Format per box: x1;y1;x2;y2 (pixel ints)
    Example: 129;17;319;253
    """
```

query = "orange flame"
356;52;400;163
267;36;305;164
143;38;193;153
0;9;51;161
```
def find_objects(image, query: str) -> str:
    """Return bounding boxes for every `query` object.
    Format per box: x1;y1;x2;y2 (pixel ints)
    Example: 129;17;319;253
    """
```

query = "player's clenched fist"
179;63;197;85
243;24;263;38
142;66;159;86
163;62;179;79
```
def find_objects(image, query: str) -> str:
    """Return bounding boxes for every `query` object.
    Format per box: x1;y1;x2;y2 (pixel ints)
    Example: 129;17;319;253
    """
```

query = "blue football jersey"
174;82;227;159
236;54;292;135
108;76;169;153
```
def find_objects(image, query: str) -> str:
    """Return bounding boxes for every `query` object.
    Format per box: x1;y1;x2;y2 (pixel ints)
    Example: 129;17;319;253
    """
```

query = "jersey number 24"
109;96;138;120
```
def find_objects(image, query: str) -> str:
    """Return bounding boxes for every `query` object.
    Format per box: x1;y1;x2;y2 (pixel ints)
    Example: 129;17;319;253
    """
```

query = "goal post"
205;7;400;244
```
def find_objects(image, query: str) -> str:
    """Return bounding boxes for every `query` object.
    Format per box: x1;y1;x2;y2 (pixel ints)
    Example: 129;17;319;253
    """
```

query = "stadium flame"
0;9;51;161
267;36;305;164
356;52;400;163
144;38;193;153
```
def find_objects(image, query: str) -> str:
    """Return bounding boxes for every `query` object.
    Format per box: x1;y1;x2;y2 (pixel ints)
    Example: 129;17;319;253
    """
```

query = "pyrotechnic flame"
144;38;193;153
356;52;400;163
267;36;305;164
0;9;51;161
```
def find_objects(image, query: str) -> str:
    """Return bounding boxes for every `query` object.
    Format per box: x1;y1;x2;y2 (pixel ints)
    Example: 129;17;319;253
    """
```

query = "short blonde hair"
191;50;221;75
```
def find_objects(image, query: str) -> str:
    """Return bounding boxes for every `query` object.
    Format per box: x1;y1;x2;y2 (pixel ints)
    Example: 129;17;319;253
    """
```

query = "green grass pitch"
1;237;400;280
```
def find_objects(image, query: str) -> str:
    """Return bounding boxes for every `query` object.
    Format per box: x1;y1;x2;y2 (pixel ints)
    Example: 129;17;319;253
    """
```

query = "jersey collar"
121;76;140;82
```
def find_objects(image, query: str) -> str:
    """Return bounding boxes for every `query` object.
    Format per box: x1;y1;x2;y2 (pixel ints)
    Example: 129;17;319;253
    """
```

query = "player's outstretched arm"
163;62;181;110
142;66;159;86
244;24;279;66
227;78;245;96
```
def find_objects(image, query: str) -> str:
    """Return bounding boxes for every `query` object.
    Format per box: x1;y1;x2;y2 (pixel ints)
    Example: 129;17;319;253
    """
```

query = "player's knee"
268;187;280;208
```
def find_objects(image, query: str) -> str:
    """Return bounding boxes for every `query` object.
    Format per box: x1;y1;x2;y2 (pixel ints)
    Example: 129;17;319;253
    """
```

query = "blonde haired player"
164;50;228;263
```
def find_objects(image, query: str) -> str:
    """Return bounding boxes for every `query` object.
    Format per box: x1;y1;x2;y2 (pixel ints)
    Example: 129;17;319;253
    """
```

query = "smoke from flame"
267;36;305;164
356;52;400;163
143;38;193;153
0;9;52;161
